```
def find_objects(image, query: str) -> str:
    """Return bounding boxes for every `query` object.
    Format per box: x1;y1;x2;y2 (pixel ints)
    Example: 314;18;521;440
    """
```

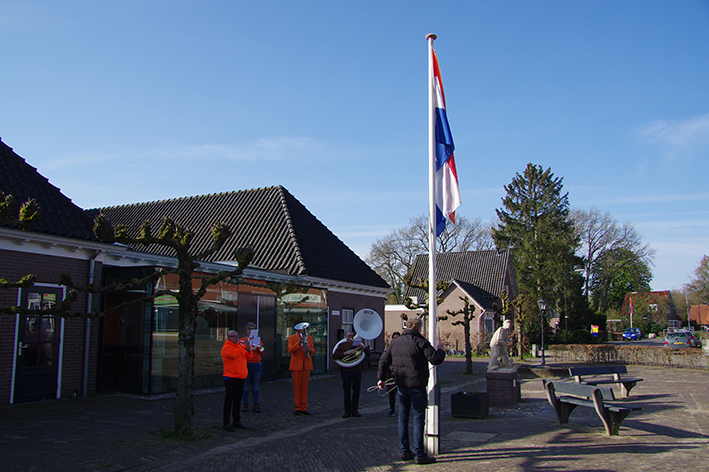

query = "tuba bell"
333;309;383;368
294;321;311;358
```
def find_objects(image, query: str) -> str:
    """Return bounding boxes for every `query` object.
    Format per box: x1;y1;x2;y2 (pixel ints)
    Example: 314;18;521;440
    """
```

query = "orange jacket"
221;339;253;379
288;333;314;371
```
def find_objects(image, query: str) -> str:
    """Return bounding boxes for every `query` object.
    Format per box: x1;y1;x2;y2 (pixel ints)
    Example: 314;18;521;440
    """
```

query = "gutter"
82;250;101;398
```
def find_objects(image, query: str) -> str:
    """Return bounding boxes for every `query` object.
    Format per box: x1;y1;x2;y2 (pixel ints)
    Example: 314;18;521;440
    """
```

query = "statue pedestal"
486;368;520;408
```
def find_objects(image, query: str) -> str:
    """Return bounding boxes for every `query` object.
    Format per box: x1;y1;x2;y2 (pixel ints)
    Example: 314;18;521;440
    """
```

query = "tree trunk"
463;316;472;374
174;268;197;437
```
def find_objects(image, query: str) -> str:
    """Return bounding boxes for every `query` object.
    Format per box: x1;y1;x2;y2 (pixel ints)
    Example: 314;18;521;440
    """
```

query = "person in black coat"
377;317;445;465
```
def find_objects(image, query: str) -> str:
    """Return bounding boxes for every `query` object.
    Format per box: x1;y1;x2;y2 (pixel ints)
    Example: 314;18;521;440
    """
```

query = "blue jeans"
397;386;428;457
242;362;262;405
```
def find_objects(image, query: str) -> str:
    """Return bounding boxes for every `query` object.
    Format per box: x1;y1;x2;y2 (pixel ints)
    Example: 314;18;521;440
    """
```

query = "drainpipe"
83;251;101;398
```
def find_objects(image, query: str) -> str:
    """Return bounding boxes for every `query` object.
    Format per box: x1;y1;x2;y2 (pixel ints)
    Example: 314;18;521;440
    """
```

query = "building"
399;249;518;352
619;291;682;328
689;305;709;329
0;138;389;403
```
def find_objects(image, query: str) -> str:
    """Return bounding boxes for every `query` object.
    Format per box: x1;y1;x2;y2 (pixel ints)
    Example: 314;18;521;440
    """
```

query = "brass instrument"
332;309;383;368
294;322;311;358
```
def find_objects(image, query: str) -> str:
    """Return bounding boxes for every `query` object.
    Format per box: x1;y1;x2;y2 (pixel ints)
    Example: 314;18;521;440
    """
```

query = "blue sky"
2;1;709;292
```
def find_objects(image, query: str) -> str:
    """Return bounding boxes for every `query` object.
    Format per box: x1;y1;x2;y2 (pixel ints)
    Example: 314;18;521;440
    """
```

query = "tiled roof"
451;279;497;311
404;249;514;301
689;305;709;325
620;291;679;319
86;186;389;289
0;138;97;240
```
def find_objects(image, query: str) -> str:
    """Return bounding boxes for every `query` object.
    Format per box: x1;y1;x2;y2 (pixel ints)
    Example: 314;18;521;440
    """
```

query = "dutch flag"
431;47;461;237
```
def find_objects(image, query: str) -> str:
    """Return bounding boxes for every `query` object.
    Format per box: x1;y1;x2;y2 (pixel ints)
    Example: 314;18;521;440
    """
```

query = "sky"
2;1;709;292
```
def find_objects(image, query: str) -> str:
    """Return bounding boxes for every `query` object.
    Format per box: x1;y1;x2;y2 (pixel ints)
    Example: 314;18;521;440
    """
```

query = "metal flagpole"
425;32;440;456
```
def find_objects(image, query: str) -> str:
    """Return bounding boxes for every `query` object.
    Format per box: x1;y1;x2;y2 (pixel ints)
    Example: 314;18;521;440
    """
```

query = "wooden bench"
545;381;642;436
568;365;644;397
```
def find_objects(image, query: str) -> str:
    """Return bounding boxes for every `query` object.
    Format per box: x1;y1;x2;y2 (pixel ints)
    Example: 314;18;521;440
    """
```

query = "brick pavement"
1;358;708;471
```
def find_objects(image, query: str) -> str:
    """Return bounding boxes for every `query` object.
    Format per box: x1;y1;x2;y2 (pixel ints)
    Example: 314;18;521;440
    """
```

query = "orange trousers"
291;368;310;411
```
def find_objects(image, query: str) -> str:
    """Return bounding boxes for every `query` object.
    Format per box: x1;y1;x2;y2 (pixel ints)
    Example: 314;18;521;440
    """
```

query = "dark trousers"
340;368;362;414
223;377;245;426
389;386;397;413
398;386;428;457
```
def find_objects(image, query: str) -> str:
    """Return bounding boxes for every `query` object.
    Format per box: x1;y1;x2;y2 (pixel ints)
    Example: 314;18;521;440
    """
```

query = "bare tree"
367;214;494;303
686;255;709;303
572;208;655;302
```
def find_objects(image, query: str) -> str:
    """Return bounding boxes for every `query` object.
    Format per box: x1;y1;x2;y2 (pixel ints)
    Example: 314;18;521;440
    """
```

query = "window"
342;308;354;331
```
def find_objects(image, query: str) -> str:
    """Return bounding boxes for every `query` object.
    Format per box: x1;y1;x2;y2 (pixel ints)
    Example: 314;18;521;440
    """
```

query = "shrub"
570;329;595;344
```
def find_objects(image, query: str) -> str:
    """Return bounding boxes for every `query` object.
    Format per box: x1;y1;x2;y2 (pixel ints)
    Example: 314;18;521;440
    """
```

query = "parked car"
664;331;700;348
622;327;642;341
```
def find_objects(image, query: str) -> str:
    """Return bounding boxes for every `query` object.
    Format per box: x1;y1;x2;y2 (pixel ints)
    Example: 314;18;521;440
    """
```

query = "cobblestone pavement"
1;358;708;471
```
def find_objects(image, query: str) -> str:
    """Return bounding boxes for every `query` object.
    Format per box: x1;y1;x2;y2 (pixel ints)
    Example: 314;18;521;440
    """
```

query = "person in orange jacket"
222;330;253;431
288;324;314;415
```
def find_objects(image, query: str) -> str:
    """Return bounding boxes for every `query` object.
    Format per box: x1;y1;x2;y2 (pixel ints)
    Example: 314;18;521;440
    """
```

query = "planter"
450;391;489;419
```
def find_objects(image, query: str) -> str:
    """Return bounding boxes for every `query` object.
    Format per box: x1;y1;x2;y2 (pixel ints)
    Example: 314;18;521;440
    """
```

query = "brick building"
1;138;389;403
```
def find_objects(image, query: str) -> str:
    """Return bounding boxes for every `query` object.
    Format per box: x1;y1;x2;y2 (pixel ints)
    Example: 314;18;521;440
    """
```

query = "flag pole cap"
426;33;437;41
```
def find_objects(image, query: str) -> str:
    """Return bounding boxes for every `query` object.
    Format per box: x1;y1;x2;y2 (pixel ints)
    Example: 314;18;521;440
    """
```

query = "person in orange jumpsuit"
221;330;253;431
288;325;314;415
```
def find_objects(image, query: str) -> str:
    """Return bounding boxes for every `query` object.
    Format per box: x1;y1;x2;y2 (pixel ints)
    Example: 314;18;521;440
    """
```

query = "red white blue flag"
431;47;461;236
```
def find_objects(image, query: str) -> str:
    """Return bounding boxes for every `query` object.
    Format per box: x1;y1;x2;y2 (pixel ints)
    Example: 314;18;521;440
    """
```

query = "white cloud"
639;113;709;160
152;136;366;163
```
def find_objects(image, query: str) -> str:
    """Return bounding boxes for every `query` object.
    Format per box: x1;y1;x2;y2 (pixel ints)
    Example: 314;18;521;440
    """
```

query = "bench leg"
620;381;637;397
607;410;632;436
591;389;631;436
545;382;577;425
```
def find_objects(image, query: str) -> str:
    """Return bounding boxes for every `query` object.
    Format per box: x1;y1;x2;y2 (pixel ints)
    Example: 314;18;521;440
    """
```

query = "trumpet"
294;322;311;358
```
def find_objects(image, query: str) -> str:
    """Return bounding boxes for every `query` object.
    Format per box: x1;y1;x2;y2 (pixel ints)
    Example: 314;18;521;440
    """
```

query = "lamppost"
538;298;547;366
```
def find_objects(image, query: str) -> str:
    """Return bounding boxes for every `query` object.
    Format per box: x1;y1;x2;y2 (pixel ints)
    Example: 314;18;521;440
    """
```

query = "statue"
488;319;514;372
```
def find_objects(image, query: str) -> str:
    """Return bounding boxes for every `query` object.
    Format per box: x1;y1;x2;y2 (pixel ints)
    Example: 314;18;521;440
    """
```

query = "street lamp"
537;298;548;366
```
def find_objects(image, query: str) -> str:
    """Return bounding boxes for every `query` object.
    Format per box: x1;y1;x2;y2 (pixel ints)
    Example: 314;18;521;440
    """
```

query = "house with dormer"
386;250;518;352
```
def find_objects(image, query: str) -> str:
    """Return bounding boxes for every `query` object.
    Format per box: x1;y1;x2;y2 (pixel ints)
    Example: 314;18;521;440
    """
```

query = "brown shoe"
241;404;249;412
253;404;261;413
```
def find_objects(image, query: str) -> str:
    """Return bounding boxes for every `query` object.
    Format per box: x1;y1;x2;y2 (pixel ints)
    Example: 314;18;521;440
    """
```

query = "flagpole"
425;32;440;457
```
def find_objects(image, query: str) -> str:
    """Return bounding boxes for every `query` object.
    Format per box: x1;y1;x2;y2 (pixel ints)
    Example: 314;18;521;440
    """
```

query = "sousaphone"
333;309;383;367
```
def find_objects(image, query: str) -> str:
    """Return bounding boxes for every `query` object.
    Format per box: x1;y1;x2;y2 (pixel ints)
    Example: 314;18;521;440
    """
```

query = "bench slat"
568;365;644;397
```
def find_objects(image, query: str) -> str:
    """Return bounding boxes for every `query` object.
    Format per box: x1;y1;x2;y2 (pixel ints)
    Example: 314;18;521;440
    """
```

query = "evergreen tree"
492;163;579;343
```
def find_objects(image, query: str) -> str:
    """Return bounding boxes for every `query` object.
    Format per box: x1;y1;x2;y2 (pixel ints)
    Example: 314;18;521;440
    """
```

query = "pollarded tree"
90;214;254;438
446;297;476;374
492;163;579;341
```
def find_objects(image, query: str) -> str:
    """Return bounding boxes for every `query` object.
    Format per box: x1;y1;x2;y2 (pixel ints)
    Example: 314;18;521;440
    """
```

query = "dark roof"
87;186;389;289
0;138;97;240
405;249;514;302
450;279;497;311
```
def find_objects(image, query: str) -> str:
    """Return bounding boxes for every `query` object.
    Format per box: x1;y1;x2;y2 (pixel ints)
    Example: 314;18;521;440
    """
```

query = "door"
13;286;63;403
238;293;277;382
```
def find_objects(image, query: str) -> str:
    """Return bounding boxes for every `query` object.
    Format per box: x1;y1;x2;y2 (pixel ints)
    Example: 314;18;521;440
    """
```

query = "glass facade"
275;288;329;379
99;267;329;394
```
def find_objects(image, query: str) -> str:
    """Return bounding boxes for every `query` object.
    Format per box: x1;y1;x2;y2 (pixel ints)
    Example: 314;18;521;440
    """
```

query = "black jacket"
377;329;446;388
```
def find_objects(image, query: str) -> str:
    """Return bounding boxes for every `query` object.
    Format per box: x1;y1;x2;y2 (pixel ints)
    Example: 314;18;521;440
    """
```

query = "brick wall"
486;370;521;408
0;249;102;403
